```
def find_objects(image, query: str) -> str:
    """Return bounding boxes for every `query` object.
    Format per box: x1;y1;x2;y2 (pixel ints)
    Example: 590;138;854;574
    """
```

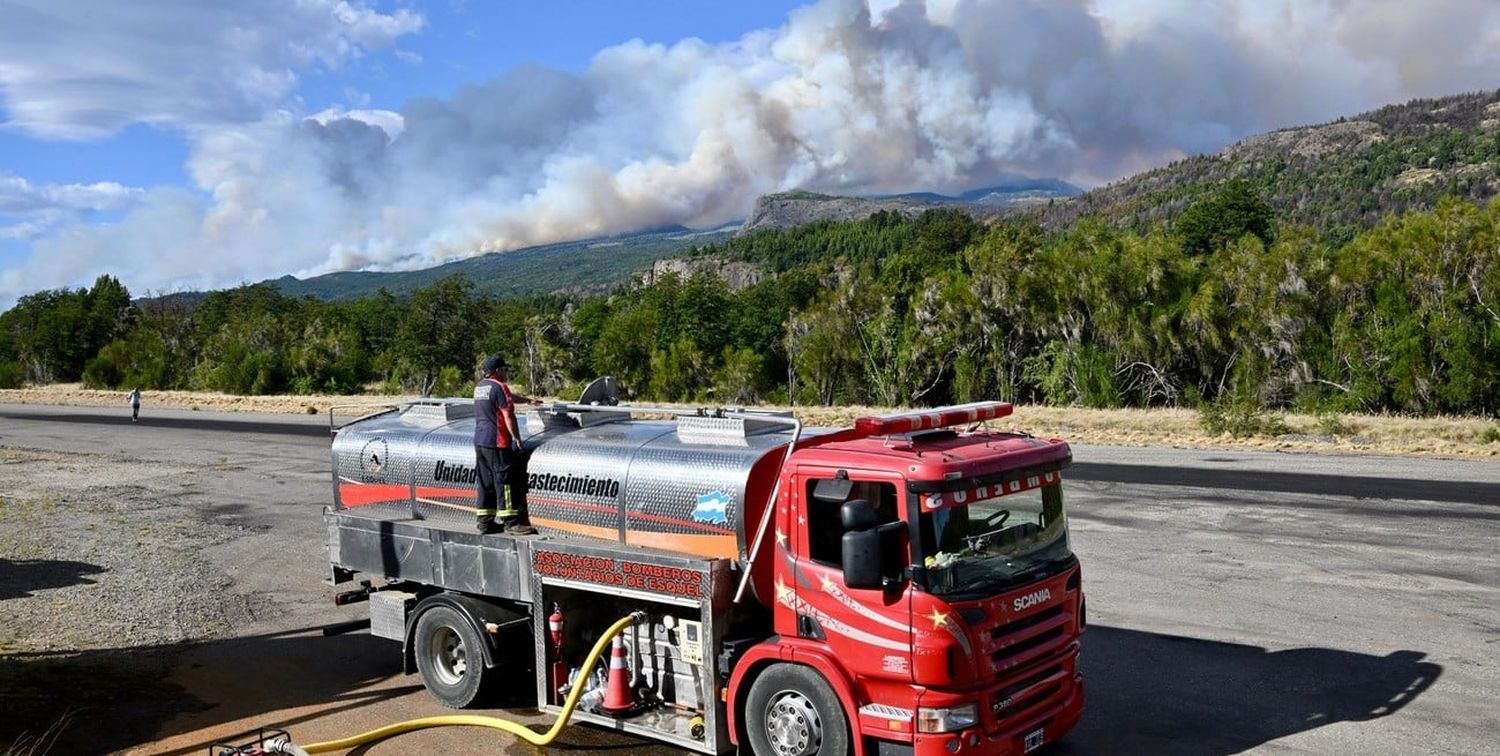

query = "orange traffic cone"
599;634;634;715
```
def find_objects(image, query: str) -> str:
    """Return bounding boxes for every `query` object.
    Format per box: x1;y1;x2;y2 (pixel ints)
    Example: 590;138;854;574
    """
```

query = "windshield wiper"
940;550;1075;595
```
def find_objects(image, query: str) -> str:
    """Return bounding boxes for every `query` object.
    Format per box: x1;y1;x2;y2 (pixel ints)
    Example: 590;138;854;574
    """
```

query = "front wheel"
413;605;492;707
744;663;850;756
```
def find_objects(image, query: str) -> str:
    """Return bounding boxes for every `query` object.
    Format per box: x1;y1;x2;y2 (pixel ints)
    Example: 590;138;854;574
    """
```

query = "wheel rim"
427;625;467;686
763;688;822;756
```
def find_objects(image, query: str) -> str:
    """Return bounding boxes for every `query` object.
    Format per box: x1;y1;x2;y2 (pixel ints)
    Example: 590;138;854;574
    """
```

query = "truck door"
790;469;913;681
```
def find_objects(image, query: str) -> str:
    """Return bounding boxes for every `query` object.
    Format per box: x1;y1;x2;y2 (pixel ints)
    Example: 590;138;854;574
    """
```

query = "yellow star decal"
775;527;788;547
775;578;795;605
819;575;835;593
927;607;950;629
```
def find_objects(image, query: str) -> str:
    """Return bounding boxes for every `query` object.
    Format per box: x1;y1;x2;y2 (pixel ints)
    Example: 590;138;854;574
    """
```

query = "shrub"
0;360;24;389
82;346;124;388
1199;392;1292;438
714;346;766;405
431;365;469;398
1315;412;1354;436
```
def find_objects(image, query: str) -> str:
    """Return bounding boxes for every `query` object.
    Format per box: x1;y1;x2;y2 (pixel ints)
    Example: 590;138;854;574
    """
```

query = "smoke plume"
5;0;1500;301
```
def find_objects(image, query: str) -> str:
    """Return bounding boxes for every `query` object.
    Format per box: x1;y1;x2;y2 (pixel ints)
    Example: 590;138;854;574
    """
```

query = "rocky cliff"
644;256;767;292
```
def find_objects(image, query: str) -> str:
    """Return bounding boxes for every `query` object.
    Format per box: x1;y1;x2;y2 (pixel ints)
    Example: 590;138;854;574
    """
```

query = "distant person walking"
128;387;141;422
473;356;541;536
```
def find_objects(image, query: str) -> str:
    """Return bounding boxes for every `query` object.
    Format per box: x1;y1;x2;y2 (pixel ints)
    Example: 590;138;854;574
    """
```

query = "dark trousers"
475;446;524;525
132;404;139;420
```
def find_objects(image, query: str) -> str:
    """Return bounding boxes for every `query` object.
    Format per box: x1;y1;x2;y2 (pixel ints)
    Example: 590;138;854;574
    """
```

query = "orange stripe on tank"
338;483;409;507
529;518;736;559
529;518;616;540
625;530;737;559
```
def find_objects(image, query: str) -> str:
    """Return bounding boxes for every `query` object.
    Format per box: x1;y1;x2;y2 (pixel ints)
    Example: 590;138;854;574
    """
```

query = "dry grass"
782;404;1499;458
3;384;1496;458
0;383;417;416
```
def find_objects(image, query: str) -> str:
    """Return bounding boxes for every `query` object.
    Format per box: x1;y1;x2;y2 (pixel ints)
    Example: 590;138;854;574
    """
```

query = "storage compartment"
370;590;417;641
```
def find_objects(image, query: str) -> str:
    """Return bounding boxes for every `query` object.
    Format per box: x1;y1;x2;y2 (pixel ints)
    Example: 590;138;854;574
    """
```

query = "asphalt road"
1;404;1496;755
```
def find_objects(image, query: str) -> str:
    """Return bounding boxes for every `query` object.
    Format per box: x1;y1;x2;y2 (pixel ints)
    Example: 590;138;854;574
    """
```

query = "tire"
413;605;492;708
744;664;850;756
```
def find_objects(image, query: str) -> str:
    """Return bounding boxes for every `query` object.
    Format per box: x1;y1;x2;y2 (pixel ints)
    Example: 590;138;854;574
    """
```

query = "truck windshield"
917;484;1071;596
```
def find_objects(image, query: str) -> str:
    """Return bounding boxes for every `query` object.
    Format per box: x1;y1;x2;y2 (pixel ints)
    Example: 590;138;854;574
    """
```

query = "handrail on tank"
734;415;800;604
327;401;404;436
542;401;795;422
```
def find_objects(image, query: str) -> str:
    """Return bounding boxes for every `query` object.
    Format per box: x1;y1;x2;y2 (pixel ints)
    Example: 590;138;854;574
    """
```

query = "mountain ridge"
1033;89;1500;240
738;178;1083;234
255;178;1080;301
265;225;737;302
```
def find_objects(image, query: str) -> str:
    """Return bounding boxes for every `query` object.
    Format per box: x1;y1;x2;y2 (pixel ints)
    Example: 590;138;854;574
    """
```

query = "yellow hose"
299;612;641;753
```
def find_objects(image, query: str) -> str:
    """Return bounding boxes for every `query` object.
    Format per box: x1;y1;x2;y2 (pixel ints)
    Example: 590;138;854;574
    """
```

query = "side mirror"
841;529;883;589
840;499;878;531
842;498;905;590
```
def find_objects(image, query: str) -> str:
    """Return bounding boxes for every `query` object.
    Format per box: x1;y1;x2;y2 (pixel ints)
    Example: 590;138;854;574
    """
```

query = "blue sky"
3;2;807;192
0;0;810;298
3;0;1498;305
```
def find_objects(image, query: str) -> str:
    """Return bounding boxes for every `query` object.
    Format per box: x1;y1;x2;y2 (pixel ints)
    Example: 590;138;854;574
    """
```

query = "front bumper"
904;673;1084;756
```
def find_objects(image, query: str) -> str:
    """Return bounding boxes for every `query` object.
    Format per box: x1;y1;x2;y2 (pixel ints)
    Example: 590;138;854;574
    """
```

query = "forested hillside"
5;190;1498;418
739;177;1081;233
267;226;734;301
1040;90;1500;245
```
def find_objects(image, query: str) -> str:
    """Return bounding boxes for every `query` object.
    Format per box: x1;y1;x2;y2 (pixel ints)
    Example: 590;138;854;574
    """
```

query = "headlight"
916;703;978;733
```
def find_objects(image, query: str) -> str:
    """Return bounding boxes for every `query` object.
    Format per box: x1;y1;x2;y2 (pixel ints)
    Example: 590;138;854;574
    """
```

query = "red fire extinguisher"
548;603;567;704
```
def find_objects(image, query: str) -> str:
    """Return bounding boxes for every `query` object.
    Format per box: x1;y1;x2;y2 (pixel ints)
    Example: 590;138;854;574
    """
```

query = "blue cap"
481;355;508;374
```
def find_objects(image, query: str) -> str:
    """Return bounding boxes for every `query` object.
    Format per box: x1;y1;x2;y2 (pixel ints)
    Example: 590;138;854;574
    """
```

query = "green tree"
82;275;133;352
290;319;368;394
518;312;571;397
591;304;659;396
131;294;199;389
647;337;708;401
393;275;480;396
714;346;767;404
3;288;88;382
785;287;859;406
1176;180;1276;257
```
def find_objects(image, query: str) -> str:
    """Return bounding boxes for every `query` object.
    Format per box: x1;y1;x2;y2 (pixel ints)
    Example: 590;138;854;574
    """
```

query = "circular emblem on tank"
360;438;390;482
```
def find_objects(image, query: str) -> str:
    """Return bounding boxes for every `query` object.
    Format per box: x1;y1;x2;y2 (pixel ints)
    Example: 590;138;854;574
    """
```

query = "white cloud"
6;0;1500;305
0;172;145;243
0;0;423;140
310;107;405;139
0;173;142;214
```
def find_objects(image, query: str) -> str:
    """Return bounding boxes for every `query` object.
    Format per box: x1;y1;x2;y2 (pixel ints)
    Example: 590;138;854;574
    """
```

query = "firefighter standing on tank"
474;355;540;535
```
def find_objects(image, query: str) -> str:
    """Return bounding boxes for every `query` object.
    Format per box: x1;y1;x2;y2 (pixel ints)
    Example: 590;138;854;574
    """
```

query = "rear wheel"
745;664;850;756
414;605;491;707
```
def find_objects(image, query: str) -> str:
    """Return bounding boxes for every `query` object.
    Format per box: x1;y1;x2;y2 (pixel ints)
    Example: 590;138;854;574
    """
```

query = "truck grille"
990;605;1067;672
989;661;1067;725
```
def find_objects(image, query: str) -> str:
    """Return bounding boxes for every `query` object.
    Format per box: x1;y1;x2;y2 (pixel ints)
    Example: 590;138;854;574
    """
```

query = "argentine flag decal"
693;491;732;525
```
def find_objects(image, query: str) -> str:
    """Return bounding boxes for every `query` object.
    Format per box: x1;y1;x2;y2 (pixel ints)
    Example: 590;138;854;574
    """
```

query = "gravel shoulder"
0;447;252;752
0;409;337;754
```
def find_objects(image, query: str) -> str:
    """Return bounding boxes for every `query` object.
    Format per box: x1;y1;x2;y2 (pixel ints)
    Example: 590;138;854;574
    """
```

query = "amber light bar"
853;401;1014;435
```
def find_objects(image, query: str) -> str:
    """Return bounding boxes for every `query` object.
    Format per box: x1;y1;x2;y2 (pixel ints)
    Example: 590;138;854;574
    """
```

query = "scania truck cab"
745;418;1082;755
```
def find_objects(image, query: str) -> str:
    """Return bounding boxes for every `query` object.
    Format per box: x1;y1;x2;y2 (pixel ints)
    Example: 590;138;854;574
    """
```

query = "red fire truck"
323;381;1083;755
